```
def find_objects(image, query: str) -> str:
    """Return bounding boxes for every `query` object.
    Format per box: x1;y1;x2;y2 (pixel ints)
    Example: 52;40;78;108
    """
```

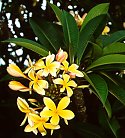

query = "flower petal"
43;97;56;111
17;97;29;112
33;83;45;95
29;113;41;122
66;87;73;97
38;125;47;136
57;97;70;110
28;70;36;80
53;78;63;85
67;80;77;87
20;114;28;126
46;54;55;66
38;80;48;89
63;74;70;83
9;81;30;92
7;64;27;78
40;108;53;117
44;123;60;130
50;114;60;125
24;123;40;132
58;110;75;120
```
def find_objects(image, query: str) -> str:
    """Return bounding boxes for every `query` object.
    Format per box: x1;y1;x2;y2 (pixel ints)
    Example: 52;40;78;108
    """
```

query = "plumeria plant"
3;2;125;138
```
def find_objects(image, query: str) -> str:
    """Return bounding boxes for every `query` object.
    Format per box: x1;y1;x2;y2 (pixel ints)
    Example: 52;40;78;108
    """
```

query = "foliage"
2;1;125;138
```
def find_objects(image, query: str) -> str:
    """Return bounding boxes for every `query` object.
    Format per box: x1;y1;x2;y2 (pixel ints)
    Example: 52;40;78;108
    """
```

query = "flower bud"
56;48;68;63
9;81;30;92
7;64;27;78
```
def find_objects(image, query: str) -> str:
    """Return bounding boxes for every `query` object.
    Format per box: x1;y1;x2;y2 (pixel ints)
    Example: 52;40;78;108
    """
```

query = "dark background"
0;0;125;137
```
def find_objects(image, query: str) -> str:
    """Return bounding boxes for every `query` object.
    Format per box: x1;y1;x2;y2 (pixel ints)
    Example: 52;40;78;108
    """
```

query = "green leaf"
3;38;49;56
30;18;63;52
73;122;106;138
77;15;107;64
86;54;125;71
99;109;120;137
102;73;125;106
103;42;125;55
49;3;63;24
62;11;79;63
84;72;108;105
81;3;109;30
102;30;125;46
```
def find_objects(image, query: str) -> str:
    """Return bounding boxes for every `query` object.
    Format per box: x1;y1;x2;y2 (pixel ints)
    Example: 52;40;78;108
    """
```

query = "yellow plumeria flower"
53;74;77;97
61;60;84;77
28;70;48;95
9;81;31;92
37;54;60;77
40;96;75;125
24;58;44;74
24;113;60;136
102;26;110;35
17;97;37;126
7;64;28;79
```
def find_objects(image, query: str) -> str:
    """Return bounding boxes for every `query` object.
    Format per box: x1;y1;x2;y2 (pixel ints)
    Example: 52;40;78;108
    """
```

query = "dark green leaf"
99;109;120;137
81;3;109;30
3;38;49;56
62;11;79;63
84;72;108;105
103;42;125;55
49;3;63;24
77;15;107;64
30;18;63;52
102;30;125;46
86;54;125;71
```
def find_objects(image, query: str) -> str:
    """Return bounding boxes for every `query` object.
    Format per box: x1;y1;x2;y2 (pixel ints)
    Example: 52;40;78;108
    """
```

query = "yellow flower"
17;97;37;126
102;26;110;35
9;81;31;92
56;48;68;63
7;64;28;78
24;113;60;136
37;54;60;77
61;60;84;77
40;96;75;125
53;74;77;97
24;58;44;74
28;70;48;95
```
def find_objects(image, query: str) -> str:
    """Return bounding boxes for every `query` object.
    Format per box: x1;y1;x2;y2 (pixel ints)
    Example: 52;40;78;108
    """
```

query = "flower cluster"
7;48;84;136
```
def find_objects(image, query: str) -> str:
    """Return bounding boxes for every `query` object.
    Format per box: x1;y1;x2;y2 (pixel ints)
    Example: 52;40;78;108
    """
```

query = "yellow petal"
53;78;63;85
49;68;57;77
29;113;41;122
20;114;28;126
38;125;47;136
28;70;36;80
50;114;60;125
33;83;45;95
38;80;48;89
46;54;55;66
63;74;70;83
24;123;40;132
42;68;49;77
61;61;69;71
69;64;78;70
58;110;75;120
9;81;30;92
66;87;73;97
57;96;70;110
40;108;53;117
17;97;29;112
67;80;77;87
60;86;65;92
43;97;56;111
44;123;60;130
71;70;84;77
7;64;27;78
